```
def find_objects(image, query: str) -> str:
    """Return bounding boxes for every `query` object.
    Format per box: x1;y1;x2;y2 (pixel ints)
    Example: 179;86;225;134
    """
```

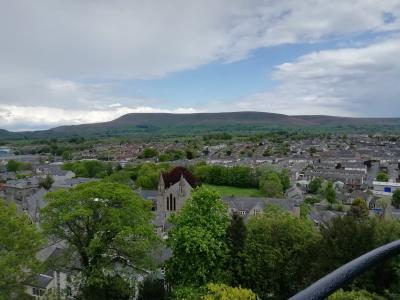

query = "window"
254;209;260;215
173;197;176;211
239;210;246;215
32;288;44;296
32;287;39;296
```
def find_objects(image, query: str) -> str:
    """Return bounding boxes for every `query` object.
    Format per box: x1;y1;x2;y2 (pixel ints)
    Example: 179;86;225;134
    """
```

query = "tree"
325;181;336;207
376;171;389;182
226;214;247;286
6;160;32;172
308;177;323;194
348;198;369;219
143;148;158;159
39;175;54;190
166;187;230;287
311;216;400;295
309;147;317;155
242;209;320;299
392;190;400;209
62;150;72;161
41;181;159;299
202;283;259;300
6;159;19;172
329;289;385;300
0;200;43;299
172;284;259;300
260;172;283;198
278;169;291;191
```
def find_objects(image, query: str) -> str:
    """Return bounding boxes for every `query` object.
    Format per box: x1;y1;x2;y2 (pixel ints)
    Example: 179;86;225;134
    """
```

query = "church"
156;166;198;215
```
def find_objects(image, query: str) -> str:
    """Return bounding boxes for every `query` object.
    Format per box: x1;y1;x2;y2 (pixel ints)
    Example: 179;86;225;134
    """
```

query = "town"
2;132;400;299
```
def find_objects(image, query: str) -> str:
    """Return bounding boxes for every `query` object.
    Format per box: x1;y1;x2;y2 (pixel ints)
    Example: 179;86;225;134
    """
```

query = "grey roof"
6;177;40;189
309;209;343;226
222;196;296;212
138;189;158;199
52;177;97;188
24;187;47;222
28;273;54;288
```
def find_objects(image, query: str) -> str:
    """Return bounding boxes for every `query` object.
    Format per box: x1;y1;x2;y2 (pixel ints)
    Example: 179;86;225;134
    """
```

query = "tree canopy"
392;190;400;209
41;181;159;299
242;208;321;299
0;200;43;300
166;186;230;287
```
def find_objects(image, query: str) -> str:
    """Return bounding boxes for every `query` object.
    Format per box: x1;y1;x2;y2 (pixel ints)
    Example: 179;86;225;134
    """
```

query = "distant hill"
2;112;400;139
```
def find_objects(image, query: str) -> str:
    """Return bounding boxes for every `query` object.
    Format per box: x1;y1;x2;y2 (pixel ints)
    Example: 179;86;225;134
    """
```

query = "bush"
143;148;158;158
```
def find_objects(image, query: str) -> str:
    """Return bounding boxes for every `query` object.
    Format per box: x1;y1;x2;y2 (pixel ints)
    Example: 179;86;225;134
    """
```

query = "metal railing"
289;240;400;300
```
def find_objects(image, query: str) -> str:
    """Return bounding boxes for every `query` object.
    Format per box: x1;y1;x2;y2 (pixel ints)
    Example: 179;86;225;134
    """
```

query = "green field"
203;184;264;197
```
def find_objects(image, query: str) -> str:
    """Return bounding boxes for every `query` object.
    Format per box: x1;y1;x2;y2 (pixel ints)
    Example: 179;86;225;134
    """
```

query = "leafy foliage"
308;177;323;194
166;187;230;287
202;283;259;300
0;200;44;300
329;289;386;300
193;164;258;188
63;160;113;178
6;159;32;172
242;209;321;299
392;190;400;209
226;214;247;286
41;181;159;299
131;162;171;189
39;175;54;190
172;284;258;300
142;148;158;158
311;216;400;295
348;198;369;219
325;181;336;206
376;171;389;182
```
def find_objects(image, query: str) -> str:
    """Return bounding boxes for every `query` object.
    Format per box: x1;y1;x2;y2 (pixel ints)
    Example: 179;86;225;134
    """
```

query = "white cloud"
2;0;399;80
0;105;198;132
232;37;400;116
1;1;400;129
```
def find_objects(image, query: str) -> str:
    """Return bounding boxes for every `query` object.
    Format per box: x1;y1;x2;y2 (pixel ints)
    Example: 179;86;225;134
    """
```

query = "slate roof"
222;196;296;212
28;273;54;288
24;187;47;221
138;189;158;199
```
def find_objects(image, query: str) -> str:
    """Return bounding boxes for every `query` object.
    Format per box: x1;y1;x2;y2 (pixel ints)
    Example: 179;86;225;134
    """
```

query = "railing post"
289;240;400;300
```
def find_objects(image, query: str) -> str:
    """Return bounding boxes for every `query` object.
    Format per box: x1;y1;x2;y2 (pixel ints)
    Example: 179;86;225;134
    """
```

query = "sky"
1;0;400;131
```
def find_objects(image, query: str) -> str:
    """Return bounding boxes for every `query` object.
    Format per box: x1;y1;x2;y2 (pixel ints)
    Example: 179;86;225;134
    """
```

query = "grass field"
203;184;264;197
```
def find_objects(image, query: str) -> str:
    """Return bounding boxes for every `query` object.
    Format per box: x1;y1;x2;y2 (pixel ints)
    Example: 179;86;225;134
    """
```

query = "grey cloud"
234;37;400;117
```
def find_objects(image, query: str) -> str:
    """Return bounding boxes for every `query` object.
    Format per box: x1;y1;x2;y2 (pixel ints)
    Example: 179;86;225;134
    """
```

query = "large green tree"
242;209;320;299
311;216;400;296
166;187;230;287
392;190;400;209
325;181;336;206
260;172;283;198
0;200;43;300
41;181;159;299
308;177;323;194
226;213;247;286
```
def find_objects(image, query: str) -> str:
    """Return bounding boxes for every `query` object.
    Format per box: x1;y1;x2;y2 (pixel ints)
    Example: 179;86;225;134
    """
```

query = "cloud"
1;1;400;129
232;37;400;116
1;0;399;80
0;105;198;131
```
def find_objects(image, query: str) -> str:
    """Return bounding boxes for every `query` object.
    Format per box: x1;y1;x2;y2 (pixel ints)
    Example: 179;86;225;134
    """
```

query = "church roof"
161;166;198;188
